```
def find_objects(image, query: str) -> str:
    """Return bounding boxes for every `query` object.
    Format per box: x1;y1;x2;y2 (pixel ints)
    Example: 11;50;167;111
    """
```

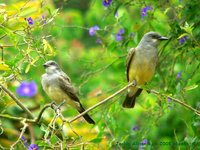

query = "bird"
123;31;168;108
41;60;95;124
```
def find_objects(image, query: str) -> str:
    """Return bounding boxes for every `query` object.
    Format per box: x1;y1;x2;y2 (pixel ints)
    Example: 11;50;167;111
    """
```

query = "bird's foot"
50;100;65;111
50;101;57;110
131;80;137;87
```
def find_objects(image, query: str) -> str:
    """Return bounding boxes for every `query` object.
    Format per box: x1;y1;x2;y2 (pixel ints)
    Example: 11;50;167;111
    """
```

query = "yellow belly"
128;58;155;85
46;86;80;108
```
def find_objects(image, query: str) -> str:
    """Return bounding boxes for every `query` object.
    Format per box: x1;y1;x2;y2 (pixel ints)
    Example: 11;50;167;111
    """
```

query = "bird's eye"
152;34;161;39
50;62;55;65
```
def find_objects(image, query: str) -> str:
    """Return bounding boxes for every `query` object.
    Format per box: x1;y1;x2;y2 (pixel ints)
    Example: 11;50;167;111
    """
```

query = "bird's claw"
131;80;137;87
50;101;57;110
50;100;66;111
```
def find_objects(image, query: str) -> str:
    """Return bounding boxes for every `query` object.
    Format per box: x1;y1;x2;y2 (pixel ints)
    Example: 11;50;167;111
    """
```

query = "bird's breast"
42;74;68;102
128;50;158;85
45;86;66;102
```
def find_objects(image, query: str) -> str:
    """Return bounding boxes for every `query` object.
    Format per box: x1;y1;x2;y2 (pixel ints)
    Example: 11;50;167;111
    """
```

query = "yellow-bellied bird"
123;32;168;108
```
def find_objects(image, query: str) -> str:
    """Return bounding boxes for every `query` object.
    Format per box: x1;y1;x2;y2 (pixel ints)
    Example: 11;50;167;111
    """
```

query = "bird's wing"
126;48;136;81
58;74;80;103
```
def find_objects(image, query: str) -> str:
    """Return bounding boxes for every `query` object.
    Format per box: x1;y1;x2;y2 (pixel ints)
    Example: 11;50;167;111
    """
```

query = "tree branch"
34;104;51;123
0;43;26;48
0;83;34;119
69;81;200;123
0;114;34;123
0;103;54;124
69;81;135;123
10;119;28;149
150;89;200;116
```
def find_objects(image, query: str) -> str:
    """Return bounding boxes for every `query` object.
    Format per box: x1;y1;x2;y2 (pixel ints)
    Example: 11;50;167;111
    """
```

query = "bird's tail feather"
122;88;143;108
78;105;95;124
123;94;136;108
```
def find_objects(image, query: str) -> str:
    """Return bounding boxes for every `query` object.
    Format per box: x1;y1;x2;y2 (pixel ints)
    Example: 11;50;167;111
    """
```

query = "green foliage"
0;0;200;149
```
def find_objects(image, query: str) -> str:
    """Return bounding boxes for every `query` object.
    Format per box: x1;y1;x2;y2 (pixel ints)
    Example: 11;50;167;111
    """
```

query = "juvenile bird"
41;60;95;124
123;32;168;108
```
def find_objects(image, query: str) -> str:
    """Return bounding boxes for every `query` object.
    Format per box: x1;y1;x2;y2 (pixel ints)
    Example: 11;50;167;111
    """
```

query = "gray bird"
41;60;95;124
123;31;168;108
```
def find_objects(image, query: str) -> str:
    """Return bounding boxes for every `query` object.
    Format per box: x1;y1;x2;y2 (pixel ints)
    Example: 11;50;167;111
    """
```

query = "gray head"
43;60;61;74
138;31;168;48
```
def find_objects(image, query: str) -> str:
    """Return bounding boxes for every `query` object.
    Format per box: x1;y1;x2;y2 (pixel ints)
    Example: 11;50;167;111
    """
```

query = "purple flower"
42;15;46;24
102;0;112;7
139;139;148;150
179;36;188;45
141;6;152;18
89;25;100;36
116;28;125;41
118;28;125;35
176;71;182;79
16;81;37;97
140;139;148;145
21;136;29;148
167;98;171;103
116;35;123;41
167;98;173;110
28;144;39;150
96;38;102;44
27;17;34;25
132;125;139;131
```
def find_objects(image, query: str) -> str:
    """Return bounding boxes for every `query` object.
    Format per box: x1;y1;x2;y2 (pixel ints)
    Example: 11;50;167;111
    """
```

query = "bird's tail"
78;105;95;124
122;88;143;108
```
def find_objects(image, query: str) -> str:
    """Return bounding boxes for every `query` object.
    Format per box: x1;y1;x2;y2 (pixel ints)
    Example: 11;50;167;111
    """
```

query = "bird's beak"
159;36;168;40
43;63;49;68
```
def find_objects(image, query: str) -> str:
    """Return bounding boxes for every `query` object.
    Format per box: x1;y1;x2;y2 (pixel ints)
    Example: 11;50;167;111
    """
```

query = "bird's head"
140;31;168;47
43;60;60;74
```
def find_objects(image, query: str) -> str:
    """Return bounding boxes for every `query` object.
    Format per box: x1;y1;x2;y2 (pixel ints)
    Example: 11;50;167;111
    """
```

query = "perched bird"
41;60;95;124
123;31;168;108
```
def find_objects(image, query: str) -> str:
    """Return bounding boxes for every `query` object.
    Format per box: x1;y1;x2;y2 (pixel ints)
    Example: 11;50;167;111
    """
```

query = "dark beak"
159;36;168;40
43;64;49;68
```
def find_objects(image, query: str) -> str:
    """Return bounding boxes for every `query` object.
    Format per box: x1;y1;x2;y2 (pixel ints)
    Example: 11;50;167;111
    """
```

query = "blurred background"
0;0;199;149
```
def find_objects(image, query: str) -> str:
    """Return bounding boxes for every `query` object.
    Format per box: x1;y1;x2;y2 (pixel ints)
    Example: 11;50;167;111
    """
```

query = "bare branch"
150;89;200;116
0;42;26;48
0;114;34;123
10;119;28;149
0;83;34;119
34;104;51;123
69;81;135;123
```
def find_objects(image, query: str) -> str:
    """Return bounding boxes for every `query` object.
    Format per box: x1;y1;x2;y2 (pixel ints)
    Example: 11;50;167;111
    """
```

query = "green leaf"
180;22;194;35
25;64;31;73
178;33;189;39
37;141;50;147
43;39;56;56
184;84;198;91
50;135;59;144
90;137;103;144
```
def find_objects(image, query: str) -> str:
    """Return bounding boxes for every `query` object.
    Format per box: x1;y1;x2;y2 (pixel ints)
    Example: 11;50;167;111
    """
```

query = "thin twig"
150;89;200;116
0;103;53;124
50;102;80;137
69;81;135;123
0;83;34;119
60;25;90;30
10;119;28;149
34;104;51;122
0;42;26;48
0;114;34;123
